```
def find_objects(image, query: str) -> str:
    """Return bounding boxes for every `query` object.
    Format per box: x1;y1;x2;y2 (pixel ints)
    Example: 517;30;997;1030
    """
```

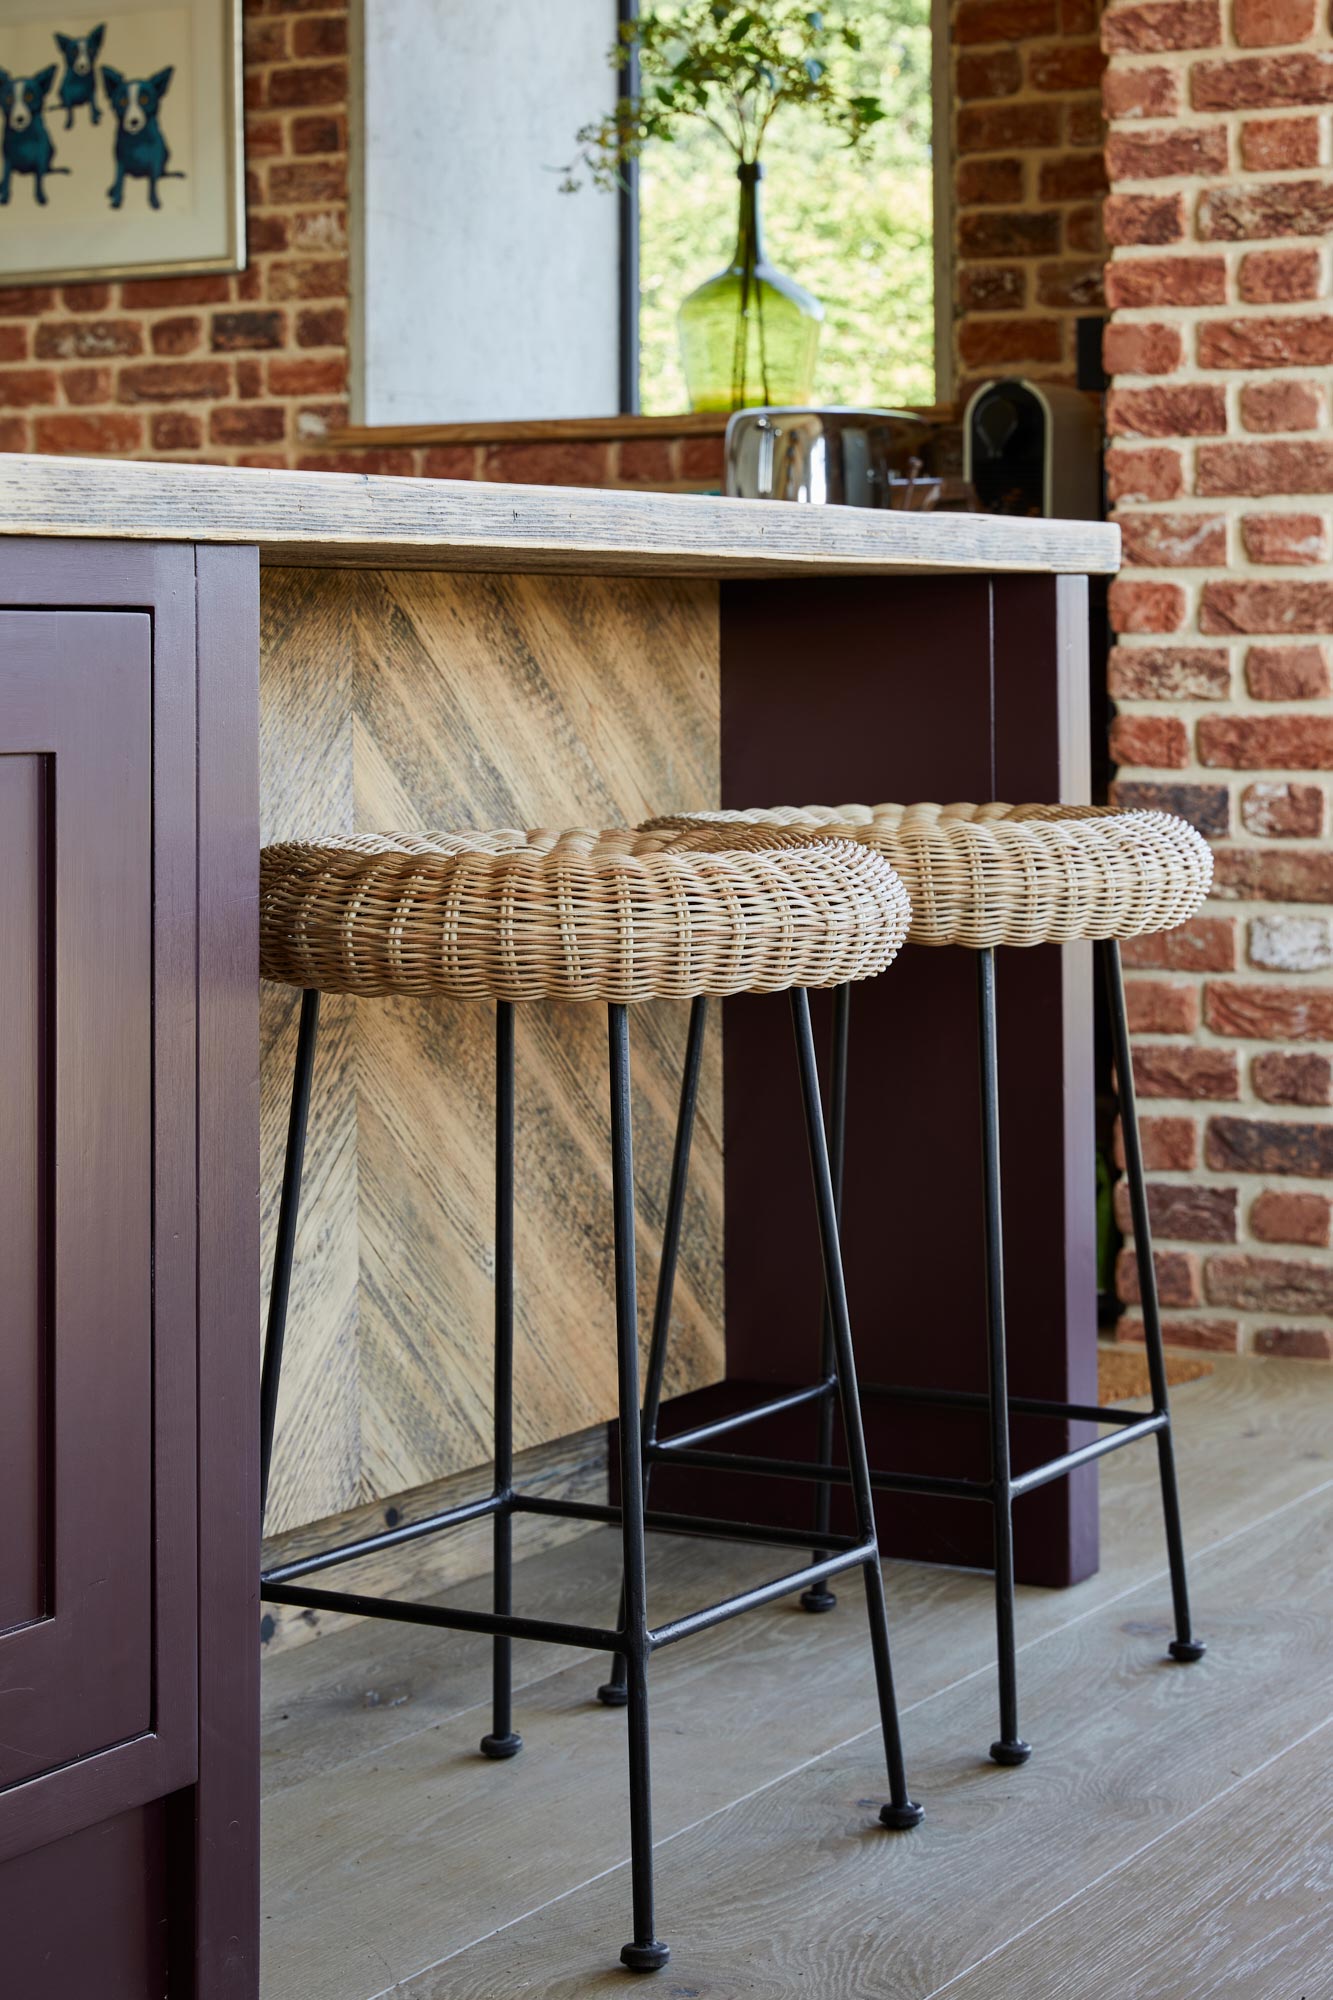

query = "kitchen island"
0;455;1117;1996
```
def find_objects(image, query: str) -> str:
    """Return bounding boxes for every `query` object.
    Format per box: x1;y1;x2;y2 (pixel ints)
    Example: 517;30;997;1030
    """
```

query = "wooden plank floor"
260;1356;1333;1999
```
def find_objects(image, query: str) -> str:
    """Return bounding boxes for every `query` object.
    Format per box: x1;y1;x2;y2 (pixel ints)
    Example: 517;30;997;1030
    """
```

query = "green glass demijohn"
677;162;824;413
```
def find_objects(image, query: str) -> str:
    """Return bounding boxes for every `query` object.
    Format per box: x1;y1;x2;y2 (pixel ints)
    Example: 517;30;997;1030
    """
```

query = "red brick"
1108;643;1231;698
1200;439;1333;494
1233;0;1317;44
1117;1314;1240;1351
1037;153;1109;201
1103;0;1222;50
1199;712;1333;766
1253;1325;1333;1359
1206;1116;1333;1175
246;216;291;256
1115;1179;1236;1241
265;259;348;302
1106;445;1185;501
1201;580;1333;634
1241;780;1326;836
1030;43;1104;89
0;288;55;316
0;416;29;449
1241;512;1329;564
617;440;674;483
958;318;1064;364
1241;115;1320;169
294;449;418;476
1109;581;1188;636
1103;64;1181;117
1109;384;1227;437
34;319;143;361
1205;980;1333;1039
1133;1115;1200;1169
1124;915;1239;970
211;310;287;352
1106;126;1228;178
419;446;478;480
1200;180;1333;243
1192;52;1333;111
1133;1045;1240;1097
1239;380;1324;432
284;208;347;255
1116;1247;1200;1305
1036;261;1105;309
292;15;348;56
269;159;347;204
243;13;288;61
267;356;347;396
267;63;348;108
1213;846;1333;900
1102;323;1184;375
1104;194;1185;245
59;283;110;312
1252;1051;1332;1105
32;411;143;454
296;305;347;348
479;443;613;487
61;366;112;406
957;159;1025;207
1200;315;1333;371
244;116;285;159
1124;977;1200;1031
1250;1191;1331;1247
958;103;1063;156
1119;510;1227;566
1205;1252;1333;1311
1067;204;1107;251
680;437;725;482
120;275;232;308
209;404;287;446
956;0;1058;40
150;410;204;452
150;315;204;357
1064;0;1099;24
1105;256;1228;307
1247;642;1331;699
118;361;231;402
1110;712;1192;764
959;212;1062;260
0;326;27;363
956;48;1023;99
0;368;58;409
292;113;344;155
1238;250;1322;308
1111;779;1230;835
959;266;1027;311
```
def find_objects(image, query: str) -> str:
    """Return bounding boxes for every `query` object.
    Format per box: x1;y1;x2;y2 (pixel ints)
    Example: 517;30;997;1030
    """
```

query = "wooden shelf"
316;406;956;453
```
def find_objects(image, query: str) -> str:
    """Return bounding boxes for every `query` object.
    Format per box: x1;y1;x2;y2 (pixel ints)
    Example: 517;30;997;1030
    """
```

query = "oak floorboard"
258;1362;1333;2000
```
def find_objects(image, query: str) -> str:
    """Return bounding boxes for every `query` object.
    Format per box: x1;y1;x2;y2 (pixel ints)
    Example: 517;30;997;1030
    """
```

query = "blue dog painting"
0;66;69;206
55;25;105;129
102;64;184;210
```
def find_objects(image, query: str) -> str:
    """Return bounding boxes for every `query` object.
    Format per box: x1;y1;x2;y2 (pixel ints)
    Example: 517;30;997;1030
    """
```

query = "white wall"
358;0;622;424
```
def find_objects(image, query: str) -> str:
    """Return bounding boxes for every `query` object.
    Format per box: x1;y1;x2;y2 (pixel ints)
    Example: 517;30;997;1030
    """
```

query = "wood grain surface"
0;452;1121;578
259;566;724;1534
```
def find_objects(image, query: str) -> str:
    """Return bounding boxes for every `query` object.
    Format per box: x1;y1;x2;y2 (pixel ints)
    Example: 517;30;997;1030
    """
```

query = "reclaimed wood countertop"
0;453;1120;579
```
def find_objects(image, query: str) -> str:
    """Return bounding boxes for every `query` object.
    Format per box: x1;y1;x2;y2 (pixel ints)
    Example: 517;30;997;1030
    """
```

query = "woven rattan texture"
640;803;1213;950
260;827;912;1001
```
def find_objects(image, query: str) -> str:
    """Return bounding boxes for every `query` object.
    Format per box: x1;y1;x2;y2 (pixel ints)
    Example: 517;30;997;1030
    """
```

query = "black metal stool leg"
791;988;924;1831
1102;939;1205;1666
481;1001;523;1759
608;1004;670;1973
599;996;709;1708
802;982;850;1614
977;948;1031;1767
260;988;321;1526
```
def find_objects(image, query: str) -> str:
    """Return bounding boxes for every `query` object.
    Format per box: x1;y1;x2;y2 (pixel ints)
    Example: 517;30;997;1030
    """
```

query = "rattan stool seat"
641;802;1212;950
260;826;911;1002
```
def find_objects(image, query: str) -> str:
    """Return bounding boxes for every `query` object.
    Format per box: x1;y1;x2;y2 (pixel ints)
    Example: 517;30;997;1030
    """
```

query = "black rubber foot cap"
479;1731;523;1760
596;1680;629;1707
1169;1638;1206;1663
990;1738;1032;1767
620;1941;670;1972
800;1585;838;1613
879;1799;925;1830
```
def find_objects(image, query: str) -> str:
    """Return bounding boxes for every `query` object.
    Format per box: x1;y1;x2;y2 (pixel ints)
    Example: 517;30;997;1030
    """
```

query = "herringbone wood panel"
259;567;723;1532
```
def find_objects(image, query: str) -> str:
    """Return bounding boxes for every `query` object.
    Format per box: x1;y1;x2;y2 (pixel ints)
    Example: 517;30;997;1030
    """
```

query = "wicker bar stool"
635;802;1213;1768
258;827;921;1973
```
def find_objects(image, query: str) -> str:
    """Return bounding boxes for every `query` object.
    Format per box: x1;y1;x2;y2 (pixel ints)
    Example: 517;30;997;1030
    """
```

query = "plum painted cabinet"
0;544;259;1998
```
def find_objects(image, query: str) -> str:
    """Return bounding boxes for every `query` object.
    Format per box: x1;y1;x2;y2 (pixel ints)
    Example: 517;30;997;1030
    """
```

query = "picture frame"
0;0;244;288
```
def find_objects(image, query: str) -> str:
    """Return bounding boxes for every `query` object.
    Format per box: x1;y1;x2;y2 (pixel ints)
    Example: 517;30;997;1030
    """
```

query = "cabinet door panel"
0;612;153;1787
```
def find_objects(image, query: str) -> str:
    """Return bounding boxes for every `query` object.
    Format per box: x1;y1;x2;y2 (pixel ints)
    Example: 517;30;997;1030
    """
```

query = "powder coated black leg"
791;988;923;1832
977;949;1031;1768
609;1005;670;1973
1102;939;1205;1666
803;983;850;1614
481;1002;523;1759
599;997;709;1708
260;988;321;1526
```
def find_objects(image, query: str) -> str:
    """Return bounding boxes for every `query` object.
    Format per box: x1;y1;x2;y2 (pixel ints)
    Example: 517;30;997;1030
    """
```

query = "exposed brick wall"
1103;0;1333;1362
0;0;352;467
951;0;1109;395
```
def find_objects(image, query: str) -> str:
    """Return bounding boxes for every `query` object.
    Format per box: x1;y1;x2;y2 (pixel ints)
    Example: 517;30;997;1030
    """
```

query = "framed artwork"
0;0;243;286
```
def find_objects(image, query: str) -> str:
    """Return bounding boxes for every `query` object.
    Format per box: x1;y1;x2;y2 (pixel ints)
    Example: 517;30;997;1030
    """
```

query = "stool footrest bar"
659;1379;837;1451
260;1581;623;1654
863;1381;1152;1428
653;1442;993;1504
512;1491;864;1555
1008;1411;1167;1497
649;1542;878;1650
261;1489;510;1586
